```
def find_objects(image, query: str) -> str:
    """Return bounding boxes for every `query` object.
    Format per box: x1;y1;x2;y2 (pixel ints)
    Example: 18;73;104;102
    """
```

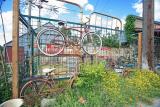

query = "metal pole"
37;4;43;71
28;0;33;77
142;0;154;70
38;5;42;27
12;0;19;98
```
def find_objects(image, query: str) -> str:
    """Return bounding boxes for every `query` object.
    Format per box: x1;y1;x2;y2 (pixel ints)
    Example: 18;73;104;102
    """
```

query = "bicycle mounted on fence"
36;17;102;56
20;1;102;106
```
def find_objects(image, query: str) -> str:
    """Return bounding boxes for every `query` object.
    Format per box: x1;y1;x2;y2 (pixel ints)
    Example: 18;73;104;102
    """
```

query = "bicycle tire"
20;78;52;106
81;32;102;55
36;28;65;56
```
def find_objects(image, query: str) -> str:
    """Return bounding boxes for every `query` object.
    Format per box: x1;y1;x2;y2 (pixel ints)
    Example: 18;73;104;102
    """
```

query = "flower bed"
48;63;160;107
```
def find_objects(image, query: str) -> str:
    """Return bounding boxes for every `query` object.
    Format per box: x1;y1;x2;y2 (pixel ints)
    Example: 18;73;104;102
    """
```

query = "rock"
41;98;56;107
0;99;23;107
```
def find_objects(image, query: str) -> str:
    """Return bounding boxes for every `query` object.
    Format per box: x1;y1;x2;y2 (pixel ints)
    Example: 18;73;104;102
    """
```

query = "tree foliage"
102;34;119;48
60;27;71;36
0;46;12;103
124;15;136;44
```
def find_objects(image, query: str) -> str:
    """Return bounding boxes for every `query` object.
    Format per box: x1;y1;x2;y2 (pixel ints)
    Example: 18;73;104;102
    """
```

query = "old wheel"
20;79;52;106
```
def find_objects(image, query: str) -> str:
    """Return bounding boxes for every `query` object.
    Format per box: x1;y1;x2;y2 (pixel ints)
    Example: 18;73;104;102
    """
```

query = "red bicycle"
36;18;102;56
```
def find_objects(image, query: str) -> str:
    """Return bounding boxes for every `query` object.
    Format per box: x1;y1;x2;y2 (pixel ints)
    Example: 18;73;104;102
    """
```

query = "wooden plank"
12;0;19;98
138;33;142;68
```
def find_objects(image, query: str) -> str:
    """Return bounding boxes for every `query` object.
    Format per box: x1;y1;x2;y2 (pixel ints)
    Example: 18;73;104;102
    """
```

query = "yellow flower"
78;96;86;104
129;97;132;102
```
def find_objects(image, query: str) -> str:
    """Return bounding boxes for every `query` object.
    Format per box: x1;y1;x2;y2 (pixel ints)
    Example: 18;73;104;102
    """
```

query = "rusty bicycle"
20;64;77;106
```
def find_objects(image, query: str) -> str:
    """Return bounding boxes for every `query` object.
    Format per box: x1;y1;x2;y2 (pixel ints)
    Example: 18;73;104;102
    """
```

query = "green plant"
46;64;160;107
124;15;136;45
0;65;12;103
60;27;71;36
103;71;128;106
102;34;119;48
76;62;106;89
0;47;12;103
123;69;160;104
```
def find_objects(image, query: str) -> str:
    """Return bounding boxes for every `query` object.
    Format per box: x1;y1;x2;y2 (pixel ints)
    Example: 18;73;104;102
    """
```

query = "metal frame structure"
9;13;124;84
9;0;126;98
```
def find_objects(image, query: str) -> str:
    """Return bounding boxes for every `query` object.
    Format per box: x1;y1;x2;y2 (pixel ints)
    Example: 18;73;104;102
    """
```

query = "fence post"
12;0;19;98
138;33;142;68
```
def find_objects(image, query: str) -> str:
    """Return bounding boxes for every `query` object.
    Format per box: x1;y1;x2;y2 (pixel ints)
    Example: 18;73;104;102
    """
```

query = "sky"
0;0;160;45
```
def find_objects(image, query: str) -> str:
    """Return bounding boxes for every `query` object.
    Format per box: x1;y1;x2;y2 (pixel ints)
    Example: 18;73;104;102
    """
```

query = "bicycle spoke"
36;28;65;56
82;32;102;55
38;81;50;96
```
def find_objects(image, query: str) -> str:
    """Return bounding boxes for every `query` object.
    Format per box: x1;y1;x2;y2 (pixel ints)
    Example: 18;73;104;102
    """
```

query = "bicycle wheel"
81;32;102;55
36;28;65;56
20;78;52;106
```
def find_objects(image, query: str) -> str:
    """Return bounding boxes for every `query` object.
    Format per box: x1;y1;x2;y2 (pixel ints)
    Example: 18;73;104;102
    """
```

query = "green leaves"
76;62;105;89
0;65;12;103
47;63;160;107
124;15;136;45
102;34;119;48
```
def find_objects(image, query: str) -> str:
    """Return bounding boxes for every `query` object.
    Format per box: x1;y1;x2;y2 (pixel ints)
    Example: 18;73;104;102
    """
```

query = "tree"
124;15;136;45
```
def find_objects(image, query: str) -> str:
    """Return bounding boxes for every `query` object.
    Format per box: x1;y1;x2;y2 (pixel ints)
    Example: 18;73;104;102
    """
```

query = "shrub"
76;62;106;89
48;64;160;107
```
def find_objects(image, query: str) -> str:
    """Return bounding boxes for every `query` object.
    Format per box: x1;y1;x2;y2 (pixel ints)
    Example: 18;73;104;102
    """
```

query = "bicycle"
20;65;77;106
36;17;102;56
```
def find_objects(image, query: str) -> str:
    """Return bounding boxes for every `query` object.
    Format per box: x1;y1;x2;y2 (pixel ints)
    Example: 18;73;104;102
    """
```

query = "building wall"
5;46;24;63
135;19;160;30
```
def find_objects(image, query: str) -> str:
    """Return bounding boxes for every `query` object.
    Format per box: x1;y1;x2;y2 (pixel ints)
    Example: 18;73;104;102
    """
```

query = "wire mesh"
5;0;130;82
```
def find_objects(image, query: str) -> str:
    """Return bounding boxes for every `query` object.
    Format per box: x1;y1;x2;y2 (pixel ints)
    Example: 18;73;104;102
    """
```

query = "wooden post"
12;0;19;98
138;33;142;68
142;0;154;70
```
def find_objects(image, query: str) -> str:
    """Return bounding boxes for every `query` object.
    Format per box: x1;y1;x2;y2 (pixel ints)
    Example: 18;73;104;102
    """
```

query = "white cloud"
22;0;92;23
132;0;142;17
23;0;68;19
132;0;160;21
0;11;12;45
85;4;94;12
66;0;88;7
154;0;160;21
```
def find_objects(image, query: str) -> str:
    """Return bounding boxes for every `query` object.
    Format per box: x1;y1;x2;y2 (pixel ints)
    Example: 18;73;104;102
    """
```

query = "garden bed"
44;63;160;107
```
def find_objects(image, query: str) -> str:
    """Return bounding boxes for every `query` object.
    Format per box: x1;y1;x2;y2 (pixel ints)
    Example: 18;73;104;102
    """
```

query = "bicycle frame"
20;67;77;106
36;0;102;56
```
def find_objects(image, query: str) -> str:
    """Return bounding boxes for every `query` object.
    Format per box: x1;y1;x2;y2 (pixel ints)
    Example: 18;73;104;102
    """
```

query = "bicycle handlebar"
84;17;90;25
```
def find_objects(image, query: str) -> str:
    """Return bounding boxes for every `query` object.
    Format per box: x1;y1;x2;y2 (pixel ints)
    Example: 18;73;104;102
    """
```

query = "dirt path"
137;99;160;107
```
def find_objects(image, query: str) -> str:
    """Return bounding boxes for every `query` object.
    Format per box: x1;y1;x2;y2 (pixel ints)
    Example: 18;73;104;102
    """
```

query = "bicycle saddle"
42;67;56;74
58;21;65;26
